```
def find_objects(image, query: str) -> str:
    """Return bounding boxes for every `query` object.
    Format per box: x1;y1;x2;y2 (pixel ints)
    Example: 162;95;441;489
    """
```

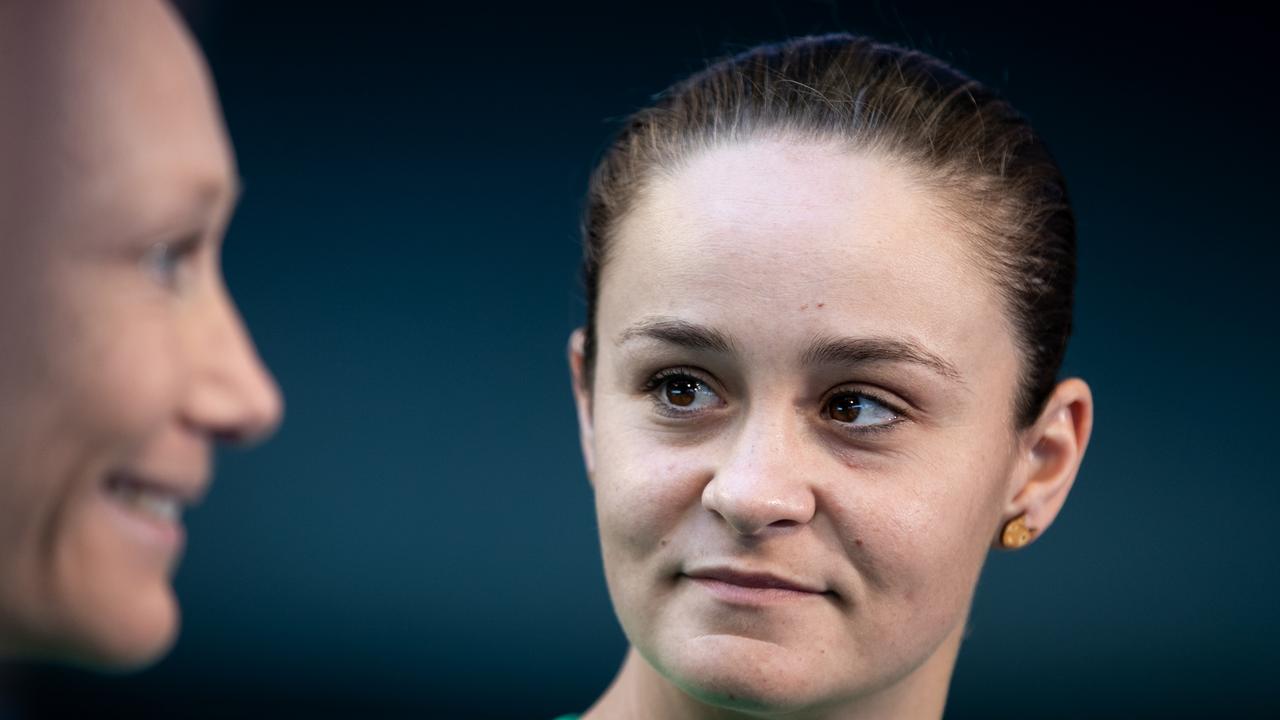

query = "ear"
998;377;1094;548
567;328;597;484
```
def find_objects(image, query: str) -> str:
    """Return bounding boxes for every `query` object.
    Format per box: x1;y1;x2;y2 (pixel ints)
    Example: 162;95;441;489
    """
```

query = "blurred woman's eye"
142;235;201;290
824;391;900;431
644;369;723;415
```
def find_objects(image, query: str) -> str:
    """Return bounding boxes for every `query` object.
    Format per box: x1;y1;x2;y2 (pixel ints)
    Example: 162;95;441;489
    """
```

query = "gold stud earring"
1001;515;1035;549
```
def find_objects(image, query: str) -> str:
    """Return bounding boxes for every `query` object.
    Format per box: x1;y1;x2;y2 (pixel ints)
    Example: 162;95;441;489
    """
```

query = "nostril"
200;383;282;448
212;426;254;446
770;519;800;528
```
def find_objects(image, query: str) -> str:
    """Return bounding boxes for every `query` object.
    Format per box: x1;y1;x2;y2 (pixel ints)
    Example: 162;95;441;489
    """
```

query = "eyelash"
143;235;202;290
641;367;722;418
640;367;909;435
820;387;906;436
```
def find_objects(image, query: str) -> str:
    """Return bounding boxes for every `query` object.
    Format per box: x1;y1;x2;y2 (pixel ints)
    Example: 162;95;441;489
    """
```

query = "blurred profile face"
0;0;282;667
570;138;1056;712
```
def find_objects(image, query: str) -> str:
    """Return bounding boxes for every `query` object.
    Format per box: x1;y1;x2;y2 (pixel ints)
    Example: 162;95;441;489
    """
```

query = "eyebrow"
166;177;239;228
616;317;737;354
801;334;964;383
616;317;962;383
188;175;242;230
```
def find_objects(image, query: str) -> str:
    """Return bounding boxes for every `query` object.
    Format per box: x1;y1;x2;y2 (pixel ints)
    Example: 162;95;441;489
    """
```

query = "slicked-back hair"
580;34;1076;428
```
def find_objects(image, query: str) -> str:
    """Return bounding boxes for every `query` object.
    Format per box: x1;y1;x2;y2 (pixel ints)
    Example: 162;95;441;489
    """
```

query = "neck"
583;624;964;720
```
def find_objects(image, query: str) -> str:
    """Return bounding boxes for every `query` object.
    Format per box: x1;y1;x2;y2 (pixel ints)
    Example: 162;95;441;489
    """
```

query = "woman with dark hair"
562;33;1093;719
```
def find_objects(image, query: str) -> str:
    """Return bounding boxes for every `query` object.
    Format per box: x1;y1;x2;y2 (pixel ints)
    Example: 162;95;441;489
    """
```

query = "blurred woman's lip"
101;473;194;553
105;470;207;507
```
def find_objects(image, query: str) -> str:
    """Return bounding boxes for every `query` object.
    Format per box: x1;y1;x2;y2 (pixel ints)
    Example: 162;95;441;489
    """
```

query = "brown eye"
824;391;900;430
648;372;722;413
665;378;702;407
828;394;863;423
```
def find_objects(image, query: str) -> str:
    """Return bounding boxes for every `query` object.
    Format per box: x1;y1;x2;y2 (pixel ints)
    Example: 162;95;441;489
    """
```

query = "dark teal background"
11;1;1278;718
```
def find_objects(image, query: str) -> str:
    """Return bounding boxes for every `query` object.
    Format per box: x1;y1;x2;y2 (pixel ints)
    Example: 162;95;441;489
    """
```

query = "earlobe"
567;328;597;482
998;378;1094;548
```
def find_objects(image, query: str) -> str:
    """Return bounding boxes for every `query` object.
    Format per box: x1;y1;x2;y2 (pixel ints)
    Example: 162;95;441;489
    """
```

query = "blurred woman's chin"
56;581;180;671
23;499;187;668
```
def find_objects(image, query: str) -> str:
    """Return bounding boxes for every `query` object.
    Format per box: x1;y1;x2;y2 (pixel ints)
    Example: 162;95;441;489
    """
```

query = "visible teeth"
108;480;181;523
137;493;180;522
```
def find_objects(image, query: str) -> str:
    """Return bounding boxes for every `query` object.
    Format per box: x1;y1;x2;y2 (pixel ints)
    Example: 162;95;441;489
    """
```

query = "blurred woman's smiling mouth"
102;467;209;558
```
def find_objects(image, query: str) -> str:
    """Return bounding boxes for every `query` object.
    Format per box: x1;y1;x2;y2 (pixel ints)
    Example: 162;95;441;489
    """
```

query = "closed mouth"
683;566;828;595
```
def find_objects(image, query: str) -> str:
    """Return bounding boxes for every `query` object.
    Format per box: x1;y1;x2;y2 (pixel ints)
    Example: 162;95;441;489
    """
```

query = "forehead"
600;138;1014;370
0;0;234;236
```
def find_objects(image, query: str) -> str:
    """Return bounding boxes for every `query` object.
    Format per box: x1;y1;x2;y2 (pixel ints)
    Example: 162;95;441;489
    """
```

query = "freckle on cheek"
799;304;808;310
855;538;864;547
817;302;825;308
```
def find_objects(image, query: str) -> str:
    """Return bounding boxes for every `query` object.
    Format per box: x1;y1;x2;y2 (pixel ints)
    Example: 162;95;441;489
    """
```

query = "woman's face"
571;138;1056;710
0;2;282;667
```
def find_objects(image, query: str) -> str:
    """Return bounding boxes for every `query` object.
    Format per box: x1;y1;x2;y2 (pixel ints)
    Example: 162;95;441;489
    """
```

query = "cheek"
828;435;1015;630
593;414;702;560
591;403;713;614
64;293;187;443
0;281;182;520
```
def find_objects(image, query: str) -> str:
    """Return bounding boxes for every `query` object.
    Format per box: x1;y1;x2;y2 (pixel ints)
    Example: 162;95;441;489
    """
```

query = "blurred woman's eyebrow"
616;317;737;354
801;334;964;384
107;179;240;258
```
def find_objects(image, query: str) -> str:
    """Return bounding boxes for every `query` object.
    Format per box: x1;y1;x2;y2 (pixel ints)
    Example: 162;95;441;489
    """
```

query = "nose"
182;280;283;445
701;405;816;536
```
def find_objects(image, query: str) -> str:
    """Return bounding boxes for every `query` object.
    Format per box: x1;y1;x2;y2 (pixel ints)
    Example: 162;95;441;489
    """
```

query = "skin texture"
569;138;1092;719
0;0;282;668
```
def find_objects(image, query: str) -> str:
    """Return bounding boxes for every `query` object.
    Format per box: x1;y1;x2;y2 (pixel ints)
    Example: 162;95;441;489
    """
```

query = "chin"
659;633;835;713
34;482;191;669
51;576;181;670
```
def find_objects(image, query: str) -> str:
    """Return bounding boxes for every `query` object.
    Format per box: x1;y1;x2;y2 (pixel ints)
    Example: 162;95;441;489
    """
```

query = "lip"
683;566;829;604
106;469;209;508
103;491;186;555
100;469;208;556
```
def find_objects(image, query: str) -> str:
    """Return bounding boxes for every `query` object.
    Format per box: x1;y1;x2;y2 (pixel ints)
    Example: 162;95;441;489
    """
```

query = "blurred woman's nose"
183;281;283;444
701;404;816;536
